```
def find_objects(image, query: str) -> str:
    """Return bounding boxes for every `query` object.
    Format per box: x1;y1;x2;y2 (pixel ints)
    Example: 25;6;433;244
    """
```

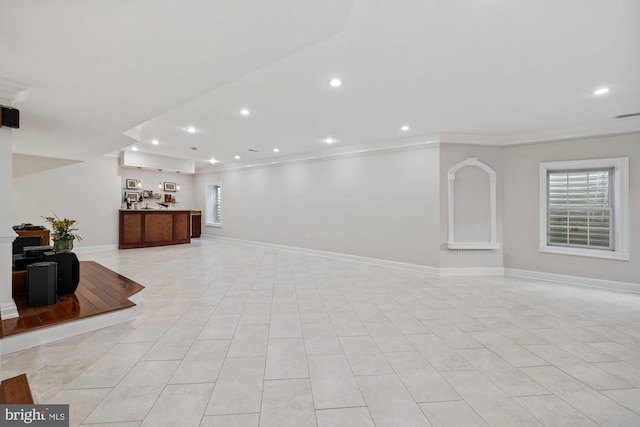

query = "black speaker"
27;261;58;306
23;245;53;258
0;106;20;128
13;254;45;271
12;236;42;254
44;252;80;295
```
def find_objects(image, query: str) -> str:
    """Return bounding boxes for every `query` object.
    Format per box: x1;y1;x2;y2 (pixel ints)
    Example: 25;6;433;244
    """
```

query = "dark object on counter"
12;236;42;254
23;245;54;258
12;223;45;231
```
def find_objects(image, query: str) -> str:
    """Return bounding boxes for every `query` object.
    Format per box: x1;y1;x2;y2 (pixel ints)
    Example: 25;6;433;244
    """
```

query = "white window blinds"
547;168;612;249
214;185;222;224
205;184;221;225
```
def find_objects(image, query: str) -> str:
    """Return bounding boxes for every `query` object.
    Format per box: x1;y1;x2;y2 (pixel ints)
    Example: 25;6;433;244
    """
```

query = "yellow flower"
43;214;82;241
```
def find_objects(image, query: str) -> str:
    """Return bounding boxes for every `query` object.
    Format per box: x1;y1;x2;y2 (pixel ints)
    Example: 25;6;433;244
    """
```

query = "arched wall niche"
447;157;500;250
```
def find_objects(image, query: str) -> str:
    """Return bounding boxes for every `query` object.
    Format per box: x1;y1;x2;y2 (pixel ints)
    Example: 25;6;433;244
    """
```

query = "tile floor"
2;239;640;426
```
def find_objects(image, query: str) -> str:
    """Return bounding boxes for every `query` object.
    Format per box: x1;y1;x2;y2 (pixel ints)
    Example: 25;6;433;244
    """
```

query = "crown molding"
439;132;507;145
504;117;640;145
0;78;31;104
196;135;441;174
121;150;195;173
194;121;640;174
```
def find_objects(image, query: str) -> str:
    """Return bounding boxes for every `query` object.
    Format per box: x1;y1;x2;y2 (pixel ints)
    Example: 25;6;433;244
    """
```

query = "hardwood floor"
1;261;144;337
0;374;34;404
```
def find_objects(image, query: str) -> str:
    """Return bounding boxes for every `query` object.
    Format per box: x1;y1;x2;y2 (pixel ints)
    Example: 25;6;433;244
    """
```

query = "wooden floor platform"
1;261;144;338
0;374;34;404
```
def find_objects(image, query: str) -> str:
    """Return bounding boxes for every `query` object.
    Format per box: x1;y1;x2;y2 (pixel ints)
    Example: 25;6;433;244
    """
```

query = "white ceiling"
2;0;639;172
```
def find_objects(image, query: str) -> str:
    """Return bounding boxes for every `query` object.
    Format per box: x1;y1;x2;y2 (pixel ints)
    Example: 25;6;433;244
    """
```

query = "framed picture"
164;194;172;203
127;192;139;201
143;190;153;198
163;182;177;192
126;179;138;189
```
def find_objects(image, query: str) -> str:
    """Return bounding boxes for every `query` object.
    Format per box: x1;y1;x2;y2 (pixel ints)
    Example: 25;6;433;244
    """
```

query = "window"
205;184;221;226
539;158;629;260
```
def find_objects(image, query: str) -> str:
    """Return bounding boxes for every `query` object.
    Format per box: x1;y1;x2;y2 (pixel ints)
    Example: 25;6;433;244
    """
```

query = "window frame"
539;158;629;261
205;184;222;227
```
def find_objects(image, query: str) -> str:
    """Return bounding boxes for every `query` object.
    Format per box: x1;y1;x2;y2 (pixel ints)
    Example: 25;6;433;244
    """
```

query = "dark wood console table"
119;209;191;249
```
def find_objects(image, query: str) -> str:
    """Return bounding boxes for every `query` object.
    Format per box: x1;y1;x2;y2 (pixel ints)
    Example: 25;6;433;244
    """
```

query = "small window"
205;184;221;226
547;168;612;249
539;158;629;260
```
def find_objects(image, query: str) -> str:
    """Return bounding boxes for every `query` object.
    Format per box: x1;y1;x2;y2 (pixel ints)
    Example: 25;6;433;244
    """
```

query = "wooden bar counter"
119;209;191;249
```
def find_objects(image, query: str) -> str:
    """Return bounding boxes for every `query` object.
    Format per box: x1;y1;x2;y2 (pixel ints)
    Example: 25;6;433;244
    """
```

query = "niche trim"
447;157;500;250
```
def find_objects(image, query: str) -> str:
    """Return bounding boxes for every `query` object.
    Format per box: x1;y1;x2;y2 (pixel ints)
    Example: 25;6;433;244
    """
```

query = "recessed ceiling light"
323;137;336;144
186;126;197;133
234;155;240;160
329;78;342;87
401;125;410;132
273;148;279;153
209;158;216;164
151;139;159;145
593;87;610;95
131;146;138;151
240;108;250;116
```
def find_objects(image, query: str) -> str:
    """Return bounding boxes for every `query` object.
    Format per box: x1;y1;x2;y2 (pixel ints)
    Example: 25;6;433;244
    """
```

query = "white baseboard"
204;234;639;293
505;268;640;294
74;244;119;254
204;235;440;275
440;267;505;276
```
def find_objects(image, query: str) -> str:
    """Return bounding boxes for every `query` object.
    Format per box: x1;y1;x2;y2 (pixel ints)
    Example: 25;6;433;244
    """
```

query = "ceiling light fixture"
151;139;159;145
176;171;180;191
209;158;216;164
329;78;342;87
137;167;142;187
273;148;279;153
186;126;197;133
593;87;610;95
401;125;410;132
158;169;163;189
240;108;250;116
234;155;240;160
131;146;138;151
323;137;336;144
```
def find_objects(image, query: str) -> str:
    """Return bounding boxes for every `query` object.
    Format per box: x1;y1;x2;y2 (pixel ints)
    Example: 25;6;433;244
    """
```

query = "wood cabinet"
15;228;51;246
191;210;201;238
119;210;191;249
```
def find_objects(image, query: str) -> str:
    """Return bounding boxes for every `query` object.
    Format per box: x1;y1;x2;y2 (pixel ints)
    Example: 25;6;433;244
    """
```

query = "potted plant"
43;215;82;253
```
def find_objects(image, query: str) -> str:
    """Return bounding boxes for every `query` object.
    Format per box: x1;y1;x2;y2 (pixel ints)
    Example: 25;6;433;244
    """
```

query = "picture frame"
164;194;172;203
126;179;138;189
143;190;153;198
163;182;177;192
127;192;139;201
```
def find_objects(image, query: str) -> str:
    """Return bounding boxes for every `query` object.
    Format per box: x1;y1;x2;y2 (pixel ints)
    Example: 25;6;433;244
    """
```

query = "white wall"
13;154;122;247
195;145;441;267
439;144;504;269
503;133;640;284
